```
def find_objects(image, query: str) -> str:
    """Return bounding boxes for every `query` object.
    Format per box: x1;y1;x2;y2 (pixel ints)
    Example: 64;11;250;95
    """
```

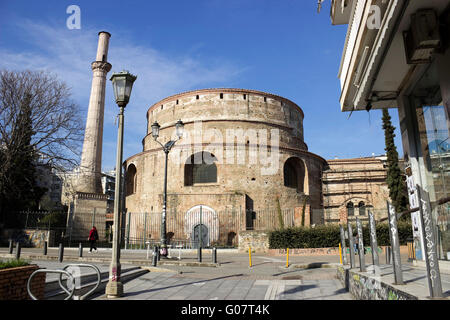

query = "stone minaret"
78;31;112;194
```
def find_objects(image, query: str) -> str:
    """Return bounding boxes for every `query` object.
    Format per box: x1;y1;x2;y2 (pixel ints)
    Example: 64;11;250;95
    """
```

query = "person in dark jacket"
88;226;99;253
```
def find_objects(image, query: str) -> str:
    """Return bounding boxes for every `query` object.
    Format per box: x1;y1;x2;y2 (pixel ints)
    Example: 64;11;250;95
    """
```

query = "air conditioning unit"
403;9;441;64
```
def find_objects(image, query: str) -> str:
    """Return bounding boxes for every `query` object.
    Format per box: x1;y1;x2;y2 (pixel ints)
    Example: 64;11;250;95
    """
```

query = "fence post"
58;243;64;263
92;208;96;228
8;240;13;254
387;201;403;284
143;212;147;249
416;185;443;298
347;222;356;268
43;241;48;256
339;225;348;265
356;217;366;272
15;242;21;260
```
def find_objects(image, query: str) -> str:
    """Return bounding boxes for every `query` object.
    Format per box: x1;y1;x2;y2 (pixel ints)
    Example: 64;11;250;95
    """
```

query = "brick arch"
184;151;218;186
340;197;372;218
283;156;309;194
125;163;137;195
184;205;219;245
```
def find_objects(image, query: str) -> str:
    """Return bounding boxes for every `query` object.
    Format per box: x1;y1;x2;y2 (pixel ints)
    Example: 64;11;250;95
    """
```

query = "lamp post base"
105;281;123;298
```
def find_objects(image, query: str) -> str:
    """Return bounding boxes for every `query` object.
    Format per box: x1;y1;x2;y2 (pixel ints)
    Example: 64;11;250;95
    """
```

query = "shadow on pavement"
282;284;316;295
122;273;245;297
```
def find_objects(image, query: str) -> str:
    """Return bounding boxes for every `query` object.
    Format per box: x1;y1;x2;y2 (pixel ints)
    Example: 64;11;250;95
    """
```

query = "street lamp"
152;119;184;257
105;70;136;298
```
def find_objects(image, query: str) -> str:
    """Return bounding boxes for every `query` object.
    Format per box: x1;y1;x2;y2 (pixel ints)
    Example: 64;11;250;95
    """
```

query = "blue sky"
0;0;403;171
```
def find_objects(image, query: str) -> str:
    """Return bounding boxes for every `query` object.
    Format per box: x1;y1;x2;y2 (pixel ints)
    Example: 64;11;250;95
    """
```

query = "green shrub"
0;259;30;270
269;222;412;249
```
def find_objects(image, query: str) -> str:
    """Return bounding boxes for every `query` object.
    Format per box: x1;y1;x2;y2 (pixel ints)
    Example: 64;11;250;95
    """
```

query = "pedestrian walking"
88;226;99;253
354;234;359;255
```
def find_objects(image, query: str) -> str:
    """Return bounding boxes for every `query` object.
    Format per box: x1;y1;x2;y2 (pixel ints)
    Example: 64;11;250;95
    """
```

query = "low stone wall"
336;266;417;300
238;230;269;253
269;245;407;256
0;265;46;300
0;229;55;248
270;247;340;256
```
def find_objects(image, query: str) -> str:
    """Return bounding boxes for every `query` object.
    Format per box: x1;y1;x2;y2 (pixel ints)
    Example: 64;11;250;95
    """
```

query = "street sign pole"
368;210;379;268
347;222;356;268
416;185;443;298
356;217;366;272
387;201;403;285
340;225;348;265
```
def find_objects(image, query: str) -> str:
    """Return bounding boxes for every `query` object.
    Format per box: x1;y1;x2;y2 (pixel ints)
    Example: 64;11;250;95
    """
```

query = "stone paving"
4;246;449;300
94;269;352;300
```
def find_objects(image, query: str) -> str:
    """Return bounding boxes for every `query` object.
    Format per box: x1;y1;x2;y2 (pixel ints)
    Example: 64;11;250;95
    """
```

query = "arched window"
184;152;217;186
126;164;137;195
347;202;354;216
283;157;305;192
358;201;365;216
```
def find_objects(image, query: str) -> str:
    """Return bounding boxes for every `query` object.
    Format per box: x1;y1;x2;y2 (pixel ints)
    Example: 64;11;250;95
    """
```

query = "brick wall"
0;265;45;300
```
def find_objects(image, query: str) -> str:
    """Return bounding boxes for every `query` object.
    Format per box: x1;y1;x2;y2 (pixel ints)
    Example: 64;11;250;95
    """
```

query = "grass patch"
0;259;30;270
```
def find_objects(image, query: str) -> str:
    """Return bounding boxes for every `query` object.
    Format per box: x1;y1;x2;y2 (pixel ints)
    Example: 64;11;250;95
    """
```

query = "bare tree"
0;70;84;219
0;70;83;170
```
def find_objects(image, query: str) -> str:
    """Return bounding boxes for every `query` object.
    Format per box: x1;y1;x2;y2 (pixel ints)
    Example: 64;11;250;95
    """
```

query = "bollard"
152;246;158;267
9;240;13;254
78;243;83;258
43;241;48;256
58;243;64;263
248;246;252;268
212;247;217;264
15;242;21;260
197;245;202;263
286;248;289;268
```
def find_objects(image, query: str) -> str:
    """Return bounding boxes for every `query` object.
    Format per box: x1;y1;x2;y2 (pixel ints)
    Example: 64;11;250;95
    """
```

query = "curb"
0;253;220;268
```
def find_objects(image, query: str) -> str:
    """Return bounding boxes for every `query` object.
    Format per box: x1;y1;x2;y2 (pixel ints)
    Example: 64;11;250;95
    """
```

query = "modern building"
35;162;63;211
101;169;116;214
328;0;450;261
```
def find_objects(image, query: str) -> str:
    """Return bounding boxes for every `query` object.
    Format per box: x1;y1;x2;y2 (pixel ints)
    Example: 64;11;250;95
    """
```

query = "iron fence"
123;207;295;249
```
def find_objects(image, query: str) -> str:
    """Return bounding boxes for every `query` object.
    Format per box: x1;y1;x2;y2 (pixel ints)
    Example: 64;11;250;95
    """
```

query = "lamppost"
105;70;136;298
151;119;184;257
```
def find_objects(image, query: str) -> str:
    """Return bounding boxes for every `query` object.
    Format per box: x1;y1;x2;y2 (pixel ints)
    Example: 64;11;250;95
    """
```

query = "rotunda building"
123;88;326;246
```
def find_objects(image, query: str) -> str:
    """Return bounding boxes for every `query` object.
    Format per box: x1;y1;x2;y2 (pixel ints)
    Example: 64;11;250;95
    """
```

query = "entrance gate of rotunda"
185;205;218;248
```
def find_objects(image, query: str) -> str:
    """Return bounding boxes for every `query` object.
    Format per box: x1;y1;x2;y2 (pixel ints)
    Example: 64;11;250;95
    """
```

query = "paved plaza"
1;246;449;300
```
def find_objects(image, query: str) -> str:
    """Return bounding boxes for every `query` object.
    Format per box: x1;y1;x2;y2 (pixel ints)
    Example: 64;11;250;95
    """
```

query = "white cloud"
0;19;243;170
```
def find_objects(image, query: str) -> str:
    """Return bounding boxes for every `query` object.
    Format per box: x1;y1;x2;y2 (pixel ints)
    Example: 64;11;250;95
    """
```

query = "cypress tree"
382;109;408;214
2;94;44;216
